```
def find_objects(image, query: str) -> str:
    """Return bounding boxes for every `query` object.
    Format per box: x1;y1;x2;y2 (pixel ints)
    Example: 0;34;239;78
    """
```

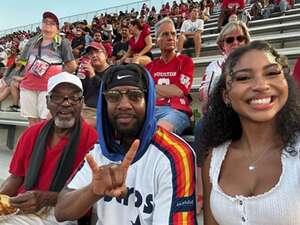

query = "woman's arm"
137;35;153;56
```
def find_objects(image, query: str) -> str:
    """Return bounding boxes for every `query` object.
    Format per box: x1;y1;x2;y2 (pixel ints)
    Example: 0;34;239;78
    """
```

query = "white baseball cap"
47;72;83;93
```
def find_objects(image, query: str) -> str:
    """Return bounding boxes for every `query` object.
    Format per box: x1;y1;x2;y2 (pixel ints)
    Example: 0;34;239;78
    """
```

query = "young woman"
198;40;300;225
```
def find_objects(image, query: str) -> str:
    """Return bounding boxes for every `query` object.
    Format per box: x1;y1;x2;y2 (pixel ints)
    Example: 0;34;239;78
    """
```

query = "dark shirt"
82;68;108;108
112;41;129;60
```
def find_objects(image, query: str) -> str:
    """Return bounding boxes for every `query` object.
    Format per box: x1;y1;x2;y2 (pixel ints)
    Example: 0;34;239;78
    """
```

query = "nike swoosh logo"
117;74;133;79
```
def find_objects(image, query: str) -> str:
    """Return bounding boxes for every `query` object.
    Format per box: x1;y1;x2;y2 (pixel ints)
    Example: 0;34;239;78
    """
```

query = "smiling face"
106;85;146;137
224;49;288;124
47;83;83;129
41;18;59;38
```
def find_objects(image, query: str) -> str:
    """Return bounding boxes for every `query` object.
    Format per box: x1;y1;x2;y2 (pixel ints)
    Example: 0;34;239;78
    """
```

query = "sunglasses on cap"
224;35;246;44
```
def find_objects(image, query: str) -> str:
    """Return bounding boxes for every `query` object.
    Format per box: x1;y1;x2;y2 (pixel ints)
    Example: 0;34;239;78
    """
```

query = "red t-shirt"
222;0;245;9
129;28;150;54
293;56;300;87
146;54;194;116
9;119;98;193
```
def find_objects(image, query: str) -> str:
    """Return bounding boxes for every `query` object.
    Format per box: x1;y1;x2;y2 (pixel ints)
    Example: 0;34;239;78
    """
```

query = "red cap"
43;11;59;27
84;41;107;55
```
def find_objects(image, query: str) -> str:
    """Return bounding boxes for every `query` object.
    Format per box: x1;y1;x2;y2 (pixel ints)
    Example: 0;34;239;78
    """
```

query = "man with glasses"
146;17;194;135
79;41;110;128
0;72;98;224
55;64;197;225
18;11;77;127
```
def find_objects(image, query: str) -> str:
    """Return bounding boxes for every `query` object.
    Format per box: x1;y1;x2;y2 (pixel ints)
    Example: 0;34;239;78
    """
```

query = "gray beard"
54;117;75;129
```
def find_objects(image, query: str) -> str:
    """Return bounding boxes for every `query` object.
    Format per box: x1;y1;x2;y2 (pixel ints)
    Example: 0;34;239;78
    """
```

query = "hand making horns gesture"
86;140;140;198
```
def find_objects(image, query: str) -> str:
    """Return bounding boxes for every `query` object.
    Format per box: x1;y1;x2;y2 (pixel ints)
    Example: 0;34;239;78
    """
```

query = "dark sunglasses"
224;35;246;44
47;95;83;105
104;89;146;103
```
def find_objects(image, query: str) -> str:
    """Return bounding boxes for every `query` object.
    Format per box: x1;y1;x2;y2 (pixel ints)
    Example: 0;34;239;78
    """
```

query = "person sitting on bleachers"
217;0;245;30
119;19;153;65
263;0;294;18
71;27;86;59
112;24;130;64
0;72;98;224
0;56;25;112
80;42;110;128
177;5;204;57
146;17;194;135
92;30;113;58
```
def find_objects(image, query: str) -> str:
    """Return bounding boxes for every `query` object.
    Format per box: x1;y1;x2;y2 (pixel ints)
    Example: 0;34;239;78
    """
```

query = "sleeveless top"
209;138;300;225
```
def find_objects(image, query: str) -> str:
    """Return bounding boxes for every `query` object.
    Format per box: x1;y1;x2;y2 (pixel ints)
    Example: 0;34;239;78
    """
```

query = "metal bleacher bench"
0;111;28;149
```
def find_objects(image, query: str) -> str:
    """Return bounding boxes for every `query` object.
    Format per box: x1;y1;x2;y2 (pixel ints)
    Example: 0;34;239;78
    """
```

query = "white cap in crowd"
47;72;83;93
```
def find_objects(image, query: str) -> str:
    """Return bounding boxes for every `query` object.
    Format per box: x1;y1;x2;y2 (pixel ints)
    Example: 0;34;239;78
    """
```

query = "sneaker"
9;105;20;112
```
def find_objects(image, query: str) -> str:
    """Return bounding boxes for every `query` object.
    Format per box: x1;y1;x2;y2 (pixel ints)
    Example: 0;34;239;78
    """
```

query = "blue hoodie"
96;66;157;163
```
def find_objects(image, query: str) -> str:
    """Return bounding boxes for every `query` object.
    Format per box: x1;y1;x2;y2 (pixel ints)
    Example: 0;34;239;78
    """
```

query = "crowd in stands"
0;0;299;223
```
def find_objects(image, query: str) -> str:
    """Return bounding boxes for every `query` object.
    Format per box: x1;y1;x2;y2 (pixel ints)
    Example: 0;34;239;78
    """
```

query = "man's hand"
10;190;57;214
86;139;139;198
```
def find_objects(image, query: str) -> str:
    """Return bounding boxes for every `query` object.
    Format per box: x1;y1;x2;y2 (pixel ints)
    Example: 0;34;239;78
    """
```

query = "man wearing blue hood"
55;64;197;225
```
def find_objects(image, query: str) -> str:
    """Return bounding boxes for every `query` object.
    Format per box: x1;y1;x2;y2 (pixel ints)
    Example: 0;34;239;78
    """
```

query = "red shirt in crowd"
293;56;300;86
9;119;98;193
146;54;194;116
129;28;150;54
222;0;245;9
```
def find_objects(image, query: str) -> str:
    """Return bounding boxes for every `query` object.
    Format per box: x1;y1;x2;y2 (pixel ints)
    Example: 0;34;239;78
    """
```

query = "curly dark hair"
197;40;300;162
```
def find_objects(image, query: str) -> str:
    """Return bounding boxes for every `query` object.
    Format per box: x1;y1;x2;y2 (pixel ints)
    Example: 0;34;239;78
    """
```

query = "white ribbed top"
209;138;300;225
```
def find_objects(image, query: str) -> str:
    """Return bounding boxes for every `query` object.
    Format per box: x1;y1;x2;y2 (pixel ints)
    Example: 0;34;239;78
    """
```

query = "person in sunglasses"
0;72;98;224
199;21;250;114
55;64;197;225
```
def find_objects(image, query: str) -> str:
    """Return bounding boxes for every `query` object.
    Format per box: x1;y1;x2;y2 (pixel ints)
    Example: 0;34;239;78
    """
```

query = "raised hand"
86;139;139;198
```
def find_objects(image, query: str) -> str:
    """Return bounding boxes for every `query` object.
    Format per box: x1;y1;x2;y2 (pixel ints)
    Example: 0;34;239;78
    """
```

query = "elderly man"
146;17;194;135
79;41;110;128
177;6;204;57
55;64;197;225
0;72;98;224
19;11;77;126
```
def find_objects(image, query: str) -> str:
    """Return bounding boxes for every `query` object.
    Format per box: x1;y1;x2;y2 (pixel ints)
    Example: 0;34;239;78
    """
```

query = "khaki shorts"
20;88;49;119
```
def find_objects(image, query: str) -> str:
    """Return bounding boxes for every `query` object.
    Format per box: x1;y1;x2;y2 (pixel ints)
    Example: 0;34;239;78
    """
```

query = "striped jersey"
68;126;197;225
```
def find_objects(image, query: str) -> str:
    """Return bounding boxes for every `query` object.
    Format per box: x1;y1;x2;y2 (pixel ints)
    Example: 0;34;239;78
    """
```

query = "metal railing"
0;0;151;37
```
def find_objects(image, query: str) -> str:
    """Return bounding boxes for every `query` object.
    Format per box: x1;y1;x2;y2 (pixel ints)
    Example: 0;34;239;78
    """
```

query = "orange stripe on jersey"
154;127;195;197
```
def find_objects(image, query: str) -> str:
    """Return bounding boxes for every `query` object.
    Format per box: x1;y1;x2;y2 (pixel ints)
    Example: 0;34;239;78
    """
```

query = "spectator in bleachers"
101;17;113;42
92;30;113;59
293;55;300;86
6;48;19;68
147;7;158;27
0;56;25;111
18;34;29;52
217;0;245;30
0;45;8;65
80;42;110;128
18;11;76;126
146;17;194;134
199;40;300;225
119;19;152;65
249;0;264;19
112;25;130;64
177;6;204;57
200;0;211;22
0;72;97;224
263;0;294;17
71;27;86;59
199;21;251;113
